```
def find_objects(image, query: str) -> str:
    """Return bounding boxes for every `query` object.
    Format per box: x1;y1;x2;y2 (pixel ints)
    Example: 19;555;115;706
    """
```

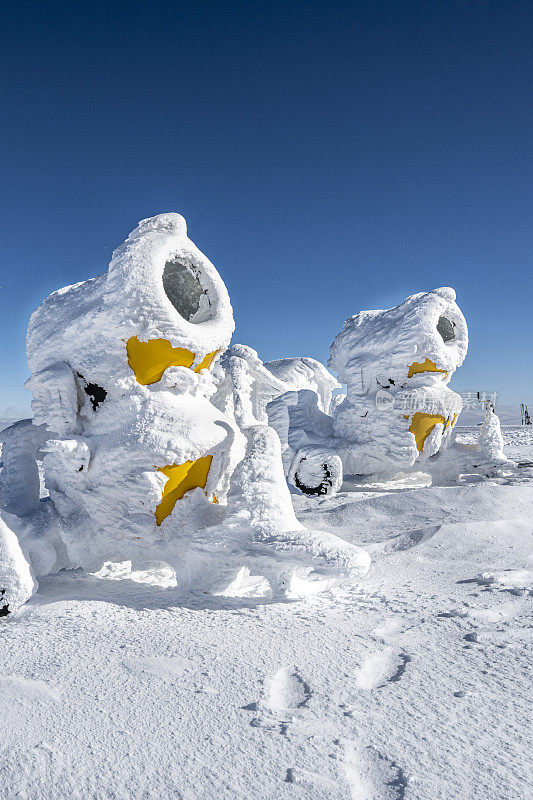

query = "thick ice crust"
23;214;245;551
194;424;371;595
329;286;468;386
428;405;514;483
27;213;234;394
212;346;340;428
329;287;468;473
3;214;369;605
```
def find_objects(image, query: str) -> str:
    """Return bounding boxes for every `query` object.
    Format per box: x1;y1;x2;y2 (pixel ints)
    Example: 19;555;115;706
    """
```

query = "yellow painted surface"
407;358;447;379
127;337;195;385
444;413;459;430
155;455;213;525
408;412;446;453
126;337;218;385
194;350;219;373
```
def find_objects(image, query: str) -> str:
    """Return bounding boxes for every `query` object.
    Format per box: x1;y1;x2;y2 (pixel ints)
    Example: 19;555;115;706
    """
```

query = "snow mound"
0;512;36;615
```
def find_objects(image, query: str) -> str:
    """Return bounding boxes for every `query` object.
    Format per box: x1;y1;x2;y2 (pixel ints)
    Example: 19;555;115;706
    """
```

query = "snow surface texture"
0;214;369;610
0;426;530;799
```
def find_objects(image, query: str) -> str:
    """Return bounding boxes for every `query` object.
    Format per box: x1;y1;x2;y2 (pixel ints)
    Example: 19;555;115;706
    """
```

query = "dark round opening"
437;316;455;343
294;458;334;496
162;258;207;322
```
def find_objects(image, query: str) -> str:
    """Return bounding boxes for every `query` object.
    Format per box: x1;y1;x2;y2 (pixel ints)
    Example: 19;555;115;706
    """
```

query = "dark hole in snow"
294;459;333;497
437;316;456;343
163;258;208;322
84;383;107;411
0;589;8;617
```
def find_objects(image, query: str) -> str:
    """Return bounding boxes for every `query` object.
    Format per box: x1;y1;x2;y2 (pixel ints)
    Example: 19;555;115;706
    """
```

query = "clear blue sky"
1;0;531;419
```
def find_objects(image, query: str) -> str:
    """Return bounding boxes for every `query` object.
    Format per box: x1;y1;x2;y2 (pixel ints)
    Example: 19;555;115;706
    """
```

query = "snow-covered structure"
267;389;342;496
426;402;514;483
210;345;343;497
1;214;517;615
266;287;470;493
210;345;339;427
270;286;511;491
328;287;468;475
0;213;369;613
0;513;36;616
25;212;244;542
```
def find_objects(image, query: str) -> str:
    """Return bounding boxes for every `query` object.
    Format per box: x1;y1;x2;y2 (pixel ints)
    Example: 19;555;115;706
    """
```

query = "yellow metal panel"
444;413;459;430
407;358;447;379
126;336;195;385
126;337;219;385
155;455;213;525
408;412;446;452
194;350;219;373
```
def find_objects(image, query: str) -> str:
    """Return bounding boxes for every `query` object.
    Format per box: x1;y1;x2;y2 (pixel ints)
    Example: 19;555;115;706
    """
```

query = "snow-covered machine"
25;212;244;539
0;215;514;615
0;214;370;614
269;287;511;492
328;286;468;474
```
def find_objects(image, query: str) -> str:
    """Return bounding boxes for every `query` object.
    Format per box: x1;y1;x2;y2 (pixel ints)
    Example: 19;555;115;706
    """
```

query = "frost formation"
0;214;512;612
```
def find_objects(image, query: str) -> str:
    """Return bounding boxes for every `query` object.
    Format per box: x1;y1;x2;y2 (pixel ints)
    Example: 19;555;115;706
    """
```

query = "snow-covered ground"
1;426;531;799
456;424;533;465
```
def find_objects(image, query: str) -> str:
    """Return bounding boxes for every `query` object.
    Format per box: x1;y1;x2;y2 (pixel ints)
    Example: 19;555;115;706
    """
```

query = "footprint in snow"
0;674;61;703
0;742;67;798
355;648;410;691
243;667;311;733
373;615;426;640
343;742;408;800
372;618;406;639
122;654;192;683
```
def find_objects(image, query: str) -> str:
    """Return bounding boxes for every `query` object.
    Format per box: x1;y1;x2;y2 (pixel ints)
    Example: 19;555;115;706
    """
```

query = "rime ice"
329;286;468;474
0;214;369;610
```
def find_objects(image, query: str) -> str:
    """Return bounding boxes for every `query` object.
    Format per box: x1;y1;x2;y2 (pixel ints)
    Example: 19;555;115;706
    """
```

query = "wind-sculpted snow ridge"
0;213;369;613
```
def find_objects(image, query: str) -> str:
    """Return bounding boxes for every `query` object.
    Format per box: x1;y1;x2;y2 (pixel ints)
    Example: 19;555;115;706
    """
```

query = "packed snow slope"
1;426;531;800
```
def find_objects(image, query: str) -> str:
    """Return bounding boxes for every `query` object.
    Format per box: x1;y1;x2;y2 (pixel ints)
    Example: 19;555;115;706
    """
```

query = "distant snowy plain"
1;426;531;799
